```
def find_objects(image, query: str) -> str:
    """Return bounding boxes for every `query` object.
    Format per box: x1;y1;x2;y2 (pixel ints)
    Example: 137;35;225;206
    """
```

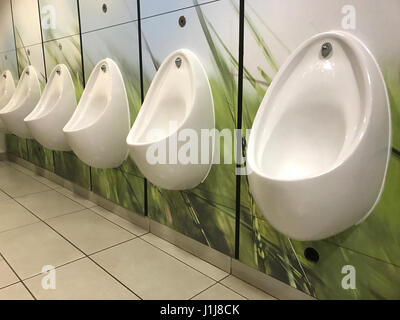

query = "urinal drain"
321;42;332;58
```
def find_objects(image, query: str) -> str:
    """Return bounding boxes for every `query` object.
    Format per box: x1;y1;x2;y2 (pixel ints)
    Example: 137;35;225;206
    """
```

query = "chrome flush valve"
175;57;182;69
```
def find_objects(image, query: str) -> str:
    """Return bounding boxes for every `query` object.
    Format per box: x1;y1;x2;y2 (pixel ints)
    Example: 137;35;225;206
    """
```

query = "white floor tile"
31;175;63;189
0;258;19;289
46;210;135;254
56;187;96;208
192;283;245;300
25;258;139;300
221;276;277;300
0;190;11;202
92;238;215;300
0;161;9;168
0;199;39;233
142;233;228;281
0;222;84;279
5;162;62;188
0;166;50;197
16;190;85;220
7;163;34;176
91;206;148;236
0;283;34;300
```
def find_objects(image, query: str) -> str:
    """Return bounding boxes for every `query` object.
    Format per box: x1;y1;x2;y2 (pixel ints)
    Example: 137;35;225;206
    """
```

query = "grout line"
1;0;221;54
189;282;220;300
88;207;150;237
52;188;96;208
42;33;81;45
218;274;231;282
0;186;52;202
219;272;279;300
7;34;80;51
0;48;19;55
139;236;225;283
0;220;42;237
87;256;142;300
86;238;138;258
6;163;64;190
6;160;146;229
8;195;144;300
80;19;139;36
2;159;280;299
139;0;220;21
20;256;87;282
12;188;57;199
0;252;37;300
189;279;250;301
40;208;92;222
3;165;54;190
0;280;22;291
6;189;52;199
216;281;250;300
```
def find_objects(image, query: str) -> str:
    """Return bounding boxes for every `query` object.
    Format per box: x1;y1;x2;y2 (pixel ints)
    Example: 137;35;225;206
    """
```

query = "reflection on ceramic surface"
0;70;16;132
127;49;215;190
63;58;130;168
247;31;392;241
25;64;76;151
0;66;41;138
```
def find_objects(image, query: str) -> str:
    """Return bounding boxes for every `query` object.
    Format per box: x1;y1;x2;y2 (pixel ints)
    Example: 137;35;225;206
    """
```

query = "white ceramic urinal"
24;65;76;151
63;58;130;168
247;31;391;241
127;49;215;190
0;66;41;138
0;71;16;132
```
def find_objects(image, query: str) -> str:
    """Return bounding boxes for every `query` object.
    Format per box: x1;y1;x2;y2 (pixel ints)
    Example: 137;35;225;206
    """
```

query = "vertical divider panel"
75;0;91;191
234;0;245;261
137;0;148;217
9;0;19;78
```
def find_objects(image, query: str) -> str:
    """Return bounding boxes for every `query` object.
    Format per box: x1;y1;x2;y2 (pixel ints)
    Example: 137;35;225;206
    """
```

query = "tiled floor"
0;160;277;300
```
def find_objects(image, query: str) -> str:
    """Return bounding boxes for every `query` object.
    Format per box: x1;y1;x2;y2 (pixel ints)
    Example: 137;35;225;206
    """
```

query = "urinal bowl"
247;31;391;241
0;66;41;139
0;71;16;132
127;49;215;190
25;64;76;151
63;58;130;168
